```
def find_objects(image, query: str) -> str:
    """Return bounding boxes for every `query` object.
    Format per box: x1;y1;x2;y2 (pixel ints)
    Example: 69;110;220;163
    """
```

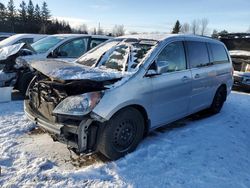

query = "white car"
0;33;13;42
0;34;46;49
21;34;112;63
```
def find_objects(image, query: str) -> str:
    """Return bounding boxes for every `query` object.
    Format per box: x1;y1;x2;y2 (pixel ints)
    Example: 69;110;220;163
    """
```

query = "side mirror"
155;60;169;74
48;50;58;58
146;60;169;77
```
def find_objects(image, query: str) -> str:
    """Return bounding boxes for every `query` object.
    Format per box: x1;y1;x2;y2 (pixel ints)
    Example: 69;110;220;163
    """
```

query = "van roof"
119;34;221;44
52;34;113;40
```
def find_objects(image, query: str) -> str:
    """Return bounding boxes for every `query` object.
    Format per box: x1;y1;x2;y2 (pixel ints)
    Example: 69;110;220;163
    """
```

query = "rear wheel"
209;86;227;114
98;107;144;160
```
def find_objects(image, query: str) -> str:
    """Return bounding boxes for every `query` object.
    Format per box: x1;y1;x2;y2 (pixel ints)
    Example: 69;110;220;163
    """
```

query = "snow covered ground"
0;91;250;187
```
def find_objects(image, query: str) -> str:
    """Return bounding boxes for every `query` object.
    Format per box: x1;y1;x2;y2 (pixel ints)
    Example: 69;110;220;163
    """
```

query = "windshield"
31;36;67;53
220;38;250;51
77;38;157;72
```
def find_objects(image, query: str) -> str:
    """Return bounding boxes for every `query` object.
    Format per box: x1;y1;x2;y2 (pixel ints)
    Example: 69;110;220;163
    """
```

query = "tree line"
171;18;232;38
0;0;71;34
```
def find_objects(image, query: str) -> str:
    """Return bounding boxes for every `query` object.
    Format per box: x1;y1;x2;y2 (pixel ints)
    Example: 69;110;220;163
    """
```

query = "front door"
149;41;192;128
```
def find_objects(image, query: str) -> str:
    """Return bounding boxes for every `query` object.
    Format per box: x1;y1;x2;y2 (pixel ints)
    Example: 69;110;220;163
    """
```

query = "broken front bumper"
24;100;96;153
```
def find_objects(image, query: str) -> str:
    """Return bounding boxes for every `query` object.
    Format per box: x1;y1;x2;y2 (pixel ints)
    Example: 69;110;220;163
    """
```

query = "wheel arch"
108;104;150;137
217;83;227;101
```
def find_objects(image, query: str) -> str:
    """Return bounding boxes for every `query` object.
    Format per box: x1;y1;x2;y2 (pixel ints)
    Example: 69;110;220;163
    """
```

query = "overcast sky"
2;0;250;34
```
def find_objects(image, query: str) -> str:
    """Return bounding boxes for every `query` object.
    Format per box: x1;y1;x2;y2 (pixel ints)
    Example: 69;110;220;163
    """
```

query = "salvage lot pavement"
0;91;250;187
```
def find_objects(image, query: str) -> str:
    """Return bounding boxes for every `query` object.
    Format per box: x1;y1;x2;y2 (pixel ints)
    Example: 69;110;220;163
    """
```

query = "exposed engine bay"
25;70;121;154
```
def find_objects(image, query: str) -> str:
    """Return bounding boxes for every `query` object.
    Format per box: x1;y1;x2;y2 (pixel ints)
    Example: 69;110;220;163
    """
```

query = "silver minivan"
25;34;233;160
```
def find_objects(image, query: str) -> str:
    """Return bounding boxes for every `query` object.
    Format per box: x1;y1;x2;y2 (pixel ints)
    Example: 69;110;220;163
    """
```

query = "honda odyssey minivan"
24;34;233;160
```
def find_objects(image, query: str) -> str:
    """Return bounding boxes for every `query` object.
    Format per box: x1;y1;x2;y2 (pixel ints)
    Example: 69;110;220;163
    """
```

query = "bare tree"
91;27;97;35
247;26;250;33
211;29;218;38
201;18;209;36
180;22;190;33
112;24;125;37
191;19;200;35
97;22;104;35
78;24;88;34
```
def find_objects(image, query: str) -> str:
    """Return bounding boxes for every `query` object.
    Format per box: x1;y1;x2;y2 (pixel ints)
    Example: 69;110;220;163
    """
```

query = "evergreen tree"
27;0;34;20
40;1;50;33
34;4;41;22
172;20;181;34
0;3;7;31
0;3;7;22
97;23;104;35
18;1;27;22
1;1;72;34
41;1;50;22
7;0;16;32
93;27;97;35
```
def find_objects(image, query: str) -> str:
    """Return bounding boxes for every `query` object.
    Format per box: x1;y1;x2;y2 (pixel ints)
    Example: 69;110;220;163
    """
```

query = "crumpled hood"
30;60;125;81
0;43;25;61
21;54;45;62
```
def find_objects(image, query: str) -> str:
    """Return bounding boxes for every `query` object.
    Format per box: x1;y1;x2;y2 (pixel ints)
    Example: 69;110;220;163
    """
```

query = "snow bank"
1;92;250;187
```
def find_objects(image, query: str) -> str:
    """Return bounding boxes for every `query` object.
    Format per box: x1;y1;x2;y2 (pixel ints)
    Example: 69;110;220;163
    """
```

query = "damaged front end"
0;43;35;88
24;67;121;154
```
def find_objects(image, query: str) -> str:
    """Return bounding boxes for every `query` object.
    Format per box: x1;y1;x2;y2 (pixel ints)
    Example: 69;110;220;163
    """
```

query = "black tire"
18;72;34;96
208;86;226;114
98;107;145;160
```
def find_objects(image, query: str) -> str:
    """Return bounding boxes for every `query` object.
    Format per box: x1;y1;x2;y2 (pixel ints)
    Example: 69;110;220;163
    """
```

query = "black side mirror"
48;50;57;58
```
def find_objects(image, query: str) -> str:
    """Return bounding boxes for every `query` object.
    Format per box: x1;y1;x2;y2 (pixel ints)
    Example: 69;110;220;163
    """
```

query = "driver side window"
56;38;88;58
157;41;186;72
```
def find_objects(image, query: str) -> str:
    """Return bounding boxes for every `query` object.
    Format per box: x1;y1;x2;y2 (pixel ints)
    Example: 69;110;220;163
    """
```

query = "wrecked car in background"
24;34;233;160
19;34;112;63
0;43;35;92
0;34;112;95
219;33;250;90
0;32;13;42
0;34;46;49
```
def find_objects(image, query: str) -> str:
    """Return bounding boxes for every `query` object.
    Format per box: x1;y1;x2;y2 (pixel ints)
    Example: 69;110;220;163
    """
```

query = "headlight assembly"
53;91;102;116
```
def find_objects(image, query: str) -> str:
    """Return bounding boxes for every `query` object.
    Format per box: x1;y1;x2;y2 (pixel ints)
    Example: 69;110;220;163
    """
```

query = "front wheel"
98;107;145;160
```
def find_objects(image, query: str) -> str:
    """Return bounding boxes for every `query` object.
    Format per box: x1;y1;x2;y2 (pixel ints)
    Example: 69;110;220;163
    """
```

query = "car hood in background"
230;50;250;57
20;53;77;63
30;60;126;82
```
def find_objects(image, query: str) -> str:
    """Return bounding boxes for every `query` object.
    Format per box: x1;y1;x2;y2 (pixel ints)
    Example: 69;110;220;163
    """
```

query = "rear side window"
209;43;228;63
90;38;107;49
56;38;88;58
187;41;210;68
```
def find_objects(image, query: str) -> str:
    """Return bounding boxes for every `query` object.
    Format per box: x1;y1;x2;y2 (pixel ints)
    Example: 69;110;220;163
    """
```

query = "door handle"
182;76;190;82
194;74;200;79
